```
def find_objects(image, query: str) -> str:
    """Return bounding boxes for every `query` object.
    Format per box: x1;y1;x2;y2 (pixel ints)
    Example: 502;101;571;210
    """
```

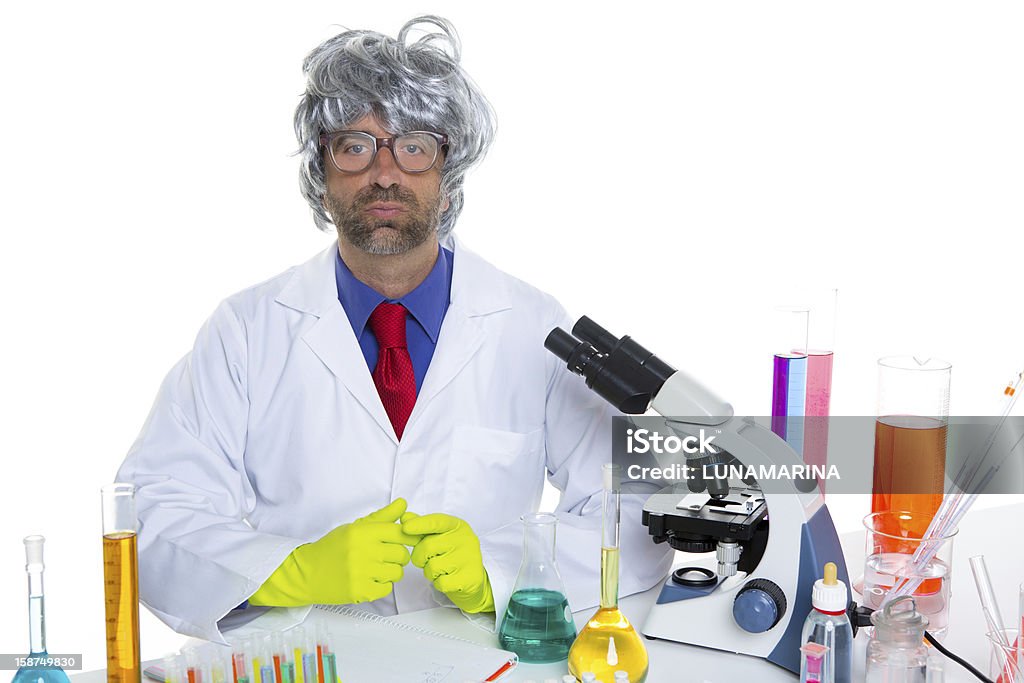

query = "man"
116;15;671;642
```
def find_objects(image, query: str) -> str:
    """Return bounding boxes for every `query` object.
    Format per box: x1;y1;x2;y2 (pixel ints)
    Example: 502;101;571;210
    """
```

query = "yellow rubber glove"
402;513;495;614
249;499;421;606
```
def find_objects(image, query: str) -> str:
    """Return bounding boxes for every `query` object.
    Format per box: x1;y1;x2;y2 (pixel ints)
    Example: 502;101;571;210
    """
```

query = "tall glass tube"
872;357;951;537
13;536;71;683
568;465;648;682
102;483;141;683
771;307;809;455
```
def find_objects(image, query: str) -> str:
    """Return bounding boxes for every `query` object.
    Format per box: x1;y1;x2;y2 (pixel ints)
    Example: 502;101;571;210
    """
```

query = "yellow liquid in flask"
568;547;648;682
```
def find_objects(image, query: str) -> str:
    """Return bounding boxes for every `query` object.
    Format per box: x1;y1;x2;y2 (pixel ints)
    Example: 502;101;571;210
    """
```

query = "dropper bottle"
799;562;852;683
13;536;71;683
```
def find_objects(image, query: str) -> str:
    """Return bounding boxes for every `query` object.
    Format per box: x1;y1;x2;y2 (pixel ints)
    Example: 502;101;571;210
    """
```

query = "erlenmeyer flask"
498;513;576;663
568;464;649;682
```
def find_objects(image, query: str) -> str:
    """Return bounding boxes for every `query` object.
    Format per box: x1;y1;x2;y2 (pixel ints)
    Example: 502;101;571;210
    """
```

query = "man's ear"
441;195;451;213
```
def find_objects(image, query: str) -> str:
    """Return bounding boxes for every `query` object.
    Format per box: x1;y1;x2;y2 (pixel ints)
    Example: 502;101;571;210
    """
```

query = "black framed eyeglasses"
319;130;449;174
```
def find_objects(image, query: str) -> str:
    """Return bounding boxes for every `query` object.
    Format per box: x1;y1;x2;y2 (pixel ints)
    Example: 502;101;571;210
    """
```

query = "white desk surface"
73;502;1022;683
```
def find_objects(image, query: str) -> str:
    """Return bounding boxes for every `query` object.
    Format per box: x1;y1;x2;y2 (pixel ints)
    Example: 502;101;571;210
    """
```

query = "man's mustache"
353;186;420;209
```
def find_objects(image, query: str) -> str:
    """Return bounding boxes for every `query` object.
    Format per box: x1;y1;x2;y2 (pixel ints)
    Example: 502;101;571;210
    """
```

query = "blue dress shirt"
334;245;454;394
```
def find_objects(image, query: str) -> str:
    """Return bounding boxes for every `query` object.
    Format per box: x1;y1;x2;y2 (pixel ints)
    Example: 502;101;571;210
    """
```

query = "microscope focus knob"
733;579;787;633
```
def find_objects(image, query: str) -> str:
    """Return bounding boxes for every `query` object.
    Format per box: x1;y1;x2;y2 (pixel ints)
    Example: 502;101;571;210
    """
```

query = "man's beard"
325;185;441;255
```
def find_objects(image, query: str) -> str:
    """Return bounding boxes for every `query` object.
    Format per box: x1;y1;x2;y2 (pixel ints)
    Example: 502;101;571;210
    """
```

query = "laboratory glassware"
865;596;930;683
872;356;951;533
498;513;576;662
862;511;955;636
799;562;852;683
568;465;648;682
884;370;1024;604
12;536;71;683
986;629;1023;683
102;483;141;683
771;307;809;454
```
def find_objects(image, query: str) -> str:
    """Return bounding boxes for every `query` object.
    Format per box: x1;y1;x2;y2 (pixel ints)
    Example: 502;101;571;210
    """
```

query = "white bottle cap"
812;562;848;613
23;535;45;570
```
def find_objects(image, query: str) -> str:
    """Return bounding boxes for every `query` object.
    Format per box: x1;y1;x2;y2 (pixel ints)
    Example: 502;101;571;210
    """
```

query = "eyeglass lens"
328;132;439;173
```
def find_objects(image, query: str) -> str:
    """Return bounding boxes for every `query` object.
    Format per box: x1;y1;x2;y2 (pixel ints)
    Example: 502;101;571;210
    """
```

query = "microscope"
545;317;850;674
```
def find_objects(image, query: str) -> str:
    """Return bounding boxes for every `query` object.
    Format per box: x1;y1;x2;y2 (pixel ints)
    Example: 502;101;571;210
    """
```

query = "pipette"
969;556;1009;648
886;371;1024;602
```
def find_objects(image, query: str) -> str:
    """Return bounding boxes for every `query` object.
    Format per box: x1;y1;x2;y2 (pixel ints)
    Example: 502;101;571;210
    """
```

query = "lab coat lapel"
275;243;398;443
404;239;512;433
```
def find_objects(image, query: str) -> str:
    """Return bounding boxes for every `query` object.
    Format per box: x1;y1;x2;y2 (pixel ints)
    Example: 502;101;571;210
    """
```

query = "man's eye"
402;144;423;155
343;144;368;155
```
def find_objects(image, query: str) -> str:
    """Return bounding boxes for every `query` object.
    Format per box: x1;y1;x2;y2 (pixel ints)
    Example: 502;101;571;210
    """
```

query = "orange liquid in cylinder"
871;416;946;528
871;416;946;594
103;532;141;683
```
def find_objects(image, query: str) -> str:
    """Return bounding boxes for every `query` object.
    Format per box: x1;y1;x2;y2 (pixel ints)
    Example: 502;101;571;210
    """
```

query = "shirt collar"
334;245;451;342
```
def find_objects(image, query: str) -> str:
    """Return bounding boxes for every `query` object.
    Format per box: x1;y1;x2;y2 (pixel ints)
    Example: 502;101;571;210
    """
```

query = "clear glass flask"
568;465;649;682
102;483;141;683
498;513;576;663
12;535;71;683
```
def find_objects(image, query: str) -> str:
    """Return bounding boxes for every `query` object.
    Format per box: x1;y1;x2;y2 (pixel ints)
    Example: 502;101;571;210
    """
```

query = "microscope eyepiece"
572;316;619;354
545;317;677;414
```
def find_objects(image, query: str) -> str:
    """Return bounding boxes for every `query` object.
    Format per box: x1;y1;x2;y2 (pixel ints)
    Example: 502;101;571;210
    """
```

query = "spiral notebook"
311;605;517;682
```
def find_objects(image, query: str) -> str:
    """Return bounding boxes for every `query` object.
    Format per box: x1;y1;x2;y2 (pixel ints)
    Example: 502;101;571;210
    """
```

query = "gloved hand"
402;513;495;614
249;499;421;606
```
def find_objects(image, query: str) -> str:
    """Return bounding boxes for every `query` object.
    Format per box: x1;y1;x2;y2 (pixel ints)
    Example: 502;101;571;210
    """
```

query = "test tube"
287;628;304;683
185;649;202;683
1018;582;1023;680
771;307;809;455
270;633;285;683
163;656;179;683
300;629;318;683
259;636;276;683
101;483;141;683
315;622;329;683
210;653;227;683
231;638;251;683
969;555;1009;647
321;654;336;683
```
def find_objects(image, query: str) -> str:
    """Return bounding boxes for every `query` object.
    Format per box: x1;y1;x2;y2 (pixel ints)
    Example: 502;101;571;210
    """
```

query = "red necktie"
368;302;416;440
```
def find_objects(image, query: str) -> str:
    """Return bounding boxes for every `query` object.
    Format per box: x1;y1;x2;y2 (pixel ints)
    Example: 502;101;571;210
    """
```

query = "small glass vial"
865;596;930;683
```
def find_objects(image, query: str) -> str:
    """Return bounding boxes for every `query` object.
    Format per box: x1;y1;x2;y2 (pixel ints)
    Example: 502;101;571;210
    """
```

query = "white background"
1;0;1022;671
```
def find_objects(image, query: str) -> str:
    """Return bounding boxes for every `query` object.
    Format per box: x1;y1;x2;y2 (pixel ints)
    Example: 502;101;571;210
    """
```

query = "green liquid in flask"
498;588;576;663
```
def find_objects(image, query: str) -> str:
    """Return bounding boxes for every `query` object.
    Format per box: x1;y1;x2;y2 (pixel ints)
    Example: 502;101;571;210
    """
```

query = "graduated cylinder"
102;483;141;683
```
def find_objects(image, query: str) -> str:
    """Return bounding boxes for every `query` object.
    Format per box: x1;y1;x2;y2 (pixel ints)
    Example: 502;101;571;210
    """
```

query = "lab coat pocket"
446;425;544;534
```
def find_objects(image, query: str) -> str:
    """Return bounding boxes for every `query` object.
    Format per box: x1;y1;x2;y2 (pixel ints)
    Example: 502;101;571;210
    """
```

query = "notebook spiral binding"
313;605;505;652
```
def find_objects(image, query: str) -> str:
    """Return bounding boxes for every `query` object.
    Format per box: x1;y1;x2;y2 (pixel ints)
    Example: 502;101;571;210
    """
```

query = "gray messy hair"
294;15;497;239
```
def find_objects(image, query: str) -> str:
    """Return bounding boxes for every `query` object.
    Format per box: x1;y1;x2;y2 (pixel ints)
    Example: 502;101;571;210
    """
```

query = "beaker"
498;513;576;663
568;465;648;682
872;356;951;534
862;511;957;637
102;483;141;683
986;629;1023;683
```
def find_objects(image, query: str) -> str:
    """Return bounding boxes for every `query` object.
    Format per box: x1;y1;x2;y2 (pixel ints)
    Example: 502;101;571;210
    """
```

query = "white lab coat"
116;237;672;642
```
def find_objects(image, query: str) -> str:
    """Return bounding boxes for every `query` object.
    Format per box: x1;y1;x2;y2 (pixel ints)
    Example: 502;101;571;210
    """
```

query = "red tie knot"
369;302;408;349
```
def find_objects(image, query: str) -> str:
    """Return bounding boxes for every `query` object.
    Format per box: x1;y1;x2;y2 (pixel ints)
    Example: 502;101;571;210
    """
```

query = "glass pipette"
886;371;1024;602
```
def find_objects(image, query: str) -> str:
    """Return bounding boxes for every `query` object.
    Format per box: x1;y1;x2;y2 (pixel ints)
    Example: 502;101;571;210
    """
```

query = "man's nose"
367;145;402;188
